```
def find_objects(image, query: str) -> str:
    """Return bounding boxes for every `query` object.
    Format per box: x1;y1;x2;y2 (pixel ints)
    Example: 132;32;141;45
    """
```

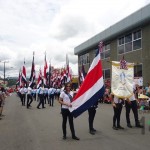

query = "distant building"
74;4;150;86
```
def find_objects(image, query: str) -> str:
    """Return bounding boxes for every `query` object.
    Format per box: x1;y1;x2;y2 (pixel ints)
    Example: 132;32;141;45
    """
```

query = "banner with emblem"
111;61;134;98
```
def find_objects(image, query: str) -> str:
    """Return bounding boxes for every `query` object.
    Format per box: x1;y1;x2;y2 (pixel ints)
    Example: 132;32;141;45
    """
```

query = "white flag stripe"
88;53;100;73
69;76;104;112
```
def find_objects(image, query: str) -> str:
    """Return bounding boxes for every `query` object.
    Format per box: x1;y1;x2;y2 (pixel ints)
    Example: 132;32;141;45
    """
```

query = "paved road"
0;93;150;150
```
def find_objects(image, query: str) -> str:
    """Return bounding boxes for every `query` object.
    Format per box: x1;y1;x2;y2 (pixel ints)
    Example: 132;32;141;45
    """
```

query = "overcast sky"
0;0;150;78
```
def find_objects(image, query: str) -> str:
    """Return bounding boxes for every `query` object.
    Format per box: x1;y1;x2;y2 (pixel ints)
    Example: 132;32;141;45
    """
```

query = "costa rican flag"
29;52;36;88
44;52;48;85
21;59;27;86
37;68;43;88
69;48;105;118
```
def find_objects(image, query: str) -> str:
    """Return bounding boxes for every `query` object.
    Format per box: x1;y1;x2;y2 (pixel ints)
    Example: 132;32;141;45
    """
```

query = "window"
133;30;142;50
118;29;142;54
134;64;142;77
100;43;110;59
79;53;90;65
103;69;110;79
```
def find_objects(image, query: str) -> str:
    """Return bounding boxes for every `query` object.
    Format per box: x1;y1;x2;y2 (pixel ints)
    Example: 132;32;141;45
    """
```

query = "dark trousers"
49;94;54;106
33;93;36;101
61;109;75;137
44;94;48;104
27;94;33;108
37;94;44;108
21;94;26;106
88;107;96;131
125;100;139;125
113;103;122;127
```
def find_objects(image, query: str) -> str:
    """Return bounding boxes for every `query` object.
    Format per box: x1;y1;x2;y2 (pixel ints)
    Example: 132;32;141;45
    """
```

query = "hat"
138;94;149;99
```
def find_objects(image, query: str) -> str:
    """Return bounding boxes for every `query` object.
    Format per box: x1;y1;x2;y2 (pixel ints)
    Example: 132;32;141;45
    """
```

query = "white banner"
111;61;134;98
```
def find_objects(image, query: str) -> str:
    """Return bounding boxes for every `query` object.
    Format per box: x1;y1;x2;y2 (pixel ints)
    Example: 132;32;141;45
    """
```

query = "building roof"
74;3;150;55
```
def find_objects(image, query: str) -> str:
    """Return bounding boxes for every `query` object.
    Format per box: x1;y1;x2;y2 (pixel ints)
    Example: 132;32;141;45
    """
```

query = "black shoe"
127;124;132;128
37;107;40;109
91;128;97;132
72;136;80;140
63;136;67;140
89;130;95;135
117;126;124;129
136;124;143;128
42;107;46;108
112;126;118;130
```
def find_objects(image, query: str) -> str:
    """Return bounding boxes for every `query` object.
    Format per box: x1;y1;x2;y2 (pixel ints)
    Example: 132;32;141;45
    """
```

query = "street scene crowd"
1;81;150;140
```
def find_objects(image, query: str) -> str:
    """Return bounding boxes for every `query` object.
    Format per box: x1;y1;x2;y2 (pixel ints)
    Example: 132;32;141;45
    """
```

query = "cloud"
0;0;150;78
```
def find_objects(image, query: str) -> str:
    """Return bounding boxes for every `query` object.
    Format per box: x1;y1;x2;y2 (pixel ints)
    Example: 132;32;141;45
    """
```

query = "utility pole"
0;60;9;85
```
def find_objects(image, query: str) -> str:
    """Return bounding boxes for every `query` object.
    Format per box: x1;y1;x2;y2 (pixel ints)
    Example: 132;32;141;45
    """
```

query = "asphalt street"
0;93;150;150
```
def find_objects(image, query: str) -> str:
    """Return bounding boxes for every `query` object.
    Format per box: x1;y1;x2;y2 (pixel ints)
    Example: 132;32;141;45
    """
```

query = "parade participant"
26;85;33;109
55;87;61;100
32;86;37;101
48;86;56;107
19;84;27;106
59;83;80;140
125;93;143;128
88;101;98;135
36;88;40;101
37;84;45;109
44;86;49;104
111;94;124;130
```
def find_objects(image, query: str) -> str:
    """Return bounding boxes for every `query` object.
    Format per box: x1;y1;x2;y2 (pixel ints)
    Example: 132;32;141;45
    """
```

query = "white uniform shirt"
39;87;44;94
19;87;27;94
60;91;73;109
27;87;32;95
56;88;61;94
128;94;136;101
114;96;122;104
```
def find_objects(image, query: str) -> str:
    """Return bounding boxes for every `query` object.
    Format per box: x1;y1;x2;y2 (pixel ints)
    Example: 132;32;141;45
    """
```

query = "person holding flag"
58;83;80;140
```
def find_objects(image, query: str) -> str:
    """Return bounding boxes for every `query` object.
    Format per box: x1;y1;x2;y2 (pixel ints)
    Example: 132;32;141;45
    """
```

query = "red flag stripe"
73;60;103;100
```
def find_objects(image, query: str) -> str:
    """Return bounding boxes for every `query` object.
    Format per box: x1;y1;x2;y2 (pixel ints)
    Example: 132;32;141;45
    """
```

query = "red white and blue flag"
69;48;105;118
44;53;48;86
29;52;36;87
66;54;72;83
21;59;27;86
37;68;43;88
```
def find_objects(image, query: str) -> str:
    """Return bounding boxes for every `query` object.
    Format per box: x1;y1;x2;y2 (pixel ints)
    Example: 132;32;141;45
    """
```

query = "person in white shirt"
26;86;33;109
37;84;45;109
55;87;61;100
19;84;27;106
59;83;79;140
48;86;56;107
125;93;143;128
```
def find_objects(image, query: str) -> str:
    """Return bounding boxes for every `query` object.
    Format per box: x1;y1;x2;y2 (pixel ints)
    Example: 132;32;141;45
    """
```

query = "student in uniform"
37;84;45;109
26;85;33;109
125;93;143;128
59;83;80;140
19;84;27;106
88;101;98;135
111;94;124;130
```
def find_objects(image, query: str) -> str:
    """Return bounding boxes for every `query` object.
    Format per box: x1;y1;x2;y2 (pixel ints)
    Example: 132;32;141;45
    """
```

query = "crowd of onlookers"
0;85;13;120
0;86;7;120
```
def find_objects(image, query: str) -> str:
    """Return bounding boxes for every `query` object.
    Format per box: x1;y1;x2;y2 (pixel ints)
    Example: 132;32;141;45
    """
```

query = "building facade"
74;4;150;86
